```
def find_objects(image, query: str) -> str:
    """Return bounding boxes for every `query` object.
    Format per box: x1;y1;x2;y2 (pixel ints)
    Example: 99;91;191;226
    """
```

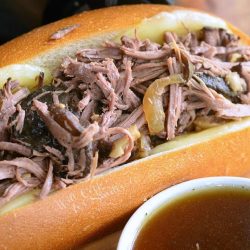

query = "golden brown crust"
0;4;181;68
1;4;250;249
1;126;250;249
0;4;249;69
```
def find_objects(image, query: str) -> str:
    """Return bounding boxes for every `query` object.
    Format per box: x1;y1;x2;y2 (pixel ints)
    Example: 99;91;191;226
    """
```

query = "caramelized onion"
143;74;185;135
109;125;141;158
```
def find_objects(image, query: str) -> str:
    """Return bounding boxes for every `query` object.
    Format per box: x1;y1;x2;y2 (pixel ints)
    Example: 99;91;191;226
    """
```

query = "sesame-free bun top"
0;5;176;70
0;4;249;72
0;4;250;90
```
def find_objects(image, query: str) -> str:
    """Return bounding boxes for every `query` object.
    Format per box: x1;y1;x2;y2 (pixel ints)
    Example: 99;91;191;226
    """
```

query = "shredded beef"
232;63;250;91
49;24;80;40
0;183;30;207
0;158;45;180
77;47;122;62
39;160;53;198
33;100;72;148
0;142;32;157
2;27;250;206
0;166;15;180
195;73;237;101
202;27;239;47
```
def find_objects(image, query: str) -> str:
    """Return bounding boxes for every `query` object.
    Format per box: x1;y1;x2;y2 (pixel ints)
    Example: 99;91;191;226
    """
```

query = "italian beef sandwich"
1;4;250;249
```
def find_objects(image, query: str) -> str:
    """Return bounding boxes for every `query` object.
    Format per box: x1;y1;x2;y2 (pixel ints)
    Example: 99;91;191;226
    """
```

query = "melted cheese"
150;117;250;155
0;189;39;216
0;64;52;89
120;10;228;43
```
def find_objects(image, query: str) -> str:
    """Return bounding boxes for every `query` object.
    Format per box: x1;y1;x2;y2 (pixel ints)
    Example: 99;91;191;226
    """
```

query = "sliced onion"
143;74;185;135
109;125;140;158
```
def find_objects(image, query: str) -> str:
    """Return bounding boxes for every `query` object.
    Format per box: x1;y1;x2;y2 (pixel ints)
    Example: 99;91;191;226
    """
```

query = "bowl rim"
117;176;250;250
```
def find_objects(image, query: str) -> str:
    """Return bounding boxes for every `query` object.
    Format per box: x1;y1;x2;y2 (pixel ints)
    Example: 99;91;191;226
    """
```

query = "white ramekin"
117;176;250;250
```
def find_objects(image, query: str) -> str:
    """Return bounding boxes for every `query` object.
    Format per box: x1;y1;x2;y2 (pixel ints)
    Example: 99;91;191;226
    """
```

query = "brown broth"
133;187;250;250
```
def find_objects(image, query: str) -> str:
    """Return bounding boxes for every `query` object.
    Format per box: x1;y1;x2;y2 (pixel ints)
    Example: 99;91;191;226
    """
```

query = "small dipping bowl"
117;176;250;250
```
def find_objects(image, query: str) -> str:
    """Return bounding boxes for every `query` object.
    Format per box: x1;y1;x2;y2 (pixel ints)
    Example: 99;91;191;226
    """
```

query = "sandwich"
1;4;250;249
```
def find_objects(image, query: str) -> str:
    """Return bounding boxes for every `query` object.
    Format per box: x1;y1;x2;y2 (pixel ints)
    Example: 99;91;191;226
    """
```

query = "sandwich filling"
1;27;250;207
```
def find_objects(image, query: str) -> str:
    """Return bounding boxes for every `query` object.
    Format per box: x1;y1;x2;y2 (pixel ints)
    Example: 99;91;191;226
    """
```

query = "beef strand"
1;27;250;205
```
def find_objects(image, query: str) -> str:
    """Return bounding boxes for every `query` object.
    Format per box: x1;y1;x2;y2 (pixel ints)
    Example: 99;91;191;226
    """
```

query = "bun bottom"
1;124;250;249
